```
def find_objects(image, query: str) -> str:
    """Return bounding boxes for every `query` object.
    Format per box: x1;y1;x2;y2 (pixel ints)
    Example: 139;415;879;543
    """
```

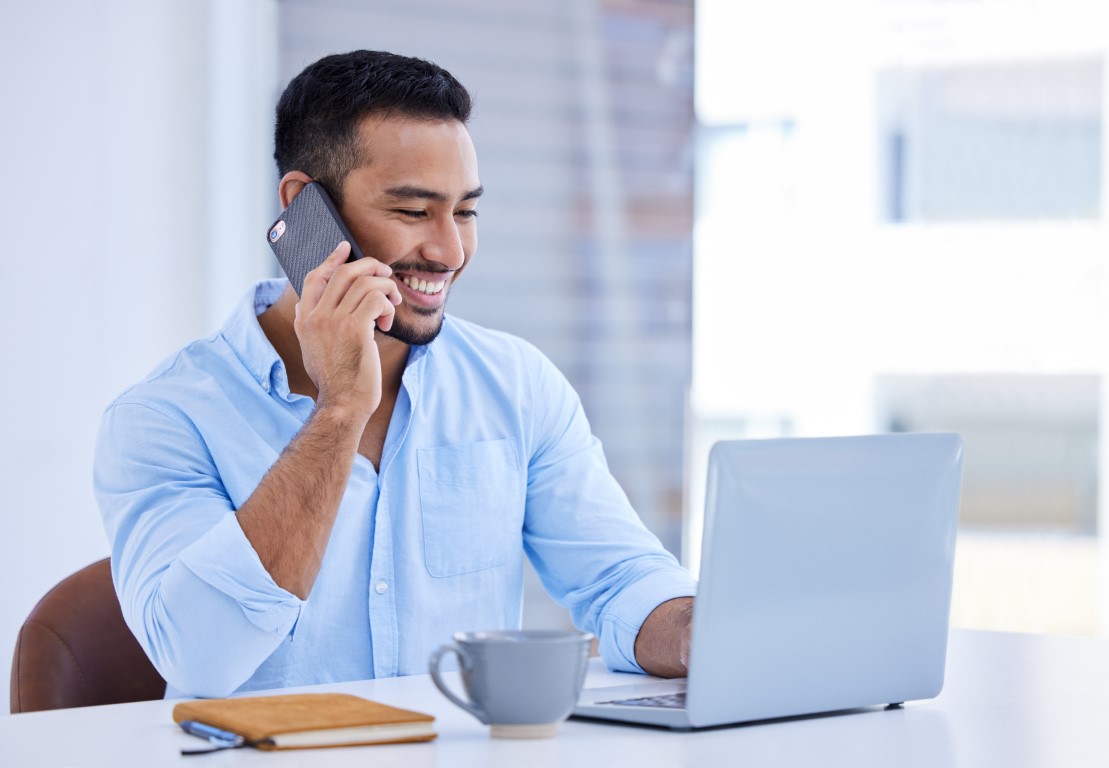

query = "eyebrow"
385;185;484;203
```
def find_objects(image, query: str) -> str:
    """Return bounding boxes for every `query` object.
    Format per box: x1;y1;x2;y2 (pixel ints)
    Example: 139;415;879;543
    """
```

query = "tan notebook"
172;692;437;750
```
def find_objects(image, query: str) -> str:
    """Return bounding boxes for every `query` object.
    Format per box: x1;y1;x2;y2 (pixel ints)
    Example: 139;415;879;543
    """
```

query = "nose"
421;215;467;270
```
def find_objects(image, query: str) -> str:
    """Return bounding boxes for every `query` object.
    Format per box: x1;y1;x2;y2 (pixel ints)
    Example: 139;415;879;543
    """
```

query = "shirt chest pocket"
417;439;524;578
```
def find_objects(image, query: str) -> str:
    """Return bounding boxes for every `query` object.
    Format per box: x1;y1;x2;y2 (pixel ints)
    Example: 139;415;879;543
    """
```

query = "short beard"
382;304;446;346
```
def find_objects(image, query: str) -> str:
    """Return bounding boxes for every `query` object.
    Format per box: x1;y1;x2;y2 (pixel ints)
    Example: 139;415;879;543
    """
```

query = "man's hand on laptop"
634;597;694;678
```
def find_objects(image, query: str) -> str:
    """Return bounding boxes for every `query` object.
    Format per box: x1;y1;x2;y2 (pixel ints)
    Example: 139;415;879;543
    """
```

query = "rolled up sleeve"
522;353;696;674
95;401;303;697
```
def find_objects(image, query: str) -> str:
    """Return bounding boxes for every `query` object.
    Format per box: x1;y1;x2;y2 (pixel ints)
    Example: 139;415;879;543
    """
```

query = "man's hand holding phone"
294;241;403;423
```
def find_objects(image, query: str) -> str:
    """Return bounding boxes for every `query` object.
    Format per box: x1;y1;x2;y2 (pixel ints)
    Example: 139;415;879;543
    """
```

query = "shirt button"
375;580;388;594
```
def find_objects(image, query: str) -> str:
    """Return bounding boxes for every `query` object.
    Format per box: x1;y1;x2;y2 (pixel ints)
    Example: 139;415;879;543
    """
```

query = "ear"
278;171;314;209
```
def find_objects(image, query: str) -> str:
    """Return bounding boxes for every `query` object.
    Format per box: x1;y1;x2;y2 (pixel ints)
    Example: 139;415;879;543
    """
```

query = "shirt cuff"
177;513;305;636
597;567;697;674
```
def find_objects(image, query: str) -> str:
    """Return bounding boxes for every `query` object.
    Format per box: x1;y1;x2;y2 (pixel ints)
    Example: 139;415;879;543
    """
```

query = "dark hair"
274;50;472;205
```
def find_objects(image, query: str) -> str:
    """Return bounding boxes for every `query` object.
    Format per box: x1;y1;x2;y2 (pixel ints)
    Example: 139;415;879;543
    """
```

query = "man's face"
338;116;481;346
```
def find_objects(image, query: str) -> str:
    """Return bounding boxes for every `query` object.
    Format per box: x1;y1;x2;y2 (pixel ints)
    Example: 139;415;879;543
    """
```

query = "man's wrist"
311;399;372;435
317;392;372;423
635;596;695;678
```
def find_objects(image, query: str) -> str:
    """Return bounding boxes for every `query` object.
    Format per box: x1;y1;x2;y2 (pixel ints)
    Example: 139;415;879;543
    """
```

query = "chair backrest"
10;558;166;713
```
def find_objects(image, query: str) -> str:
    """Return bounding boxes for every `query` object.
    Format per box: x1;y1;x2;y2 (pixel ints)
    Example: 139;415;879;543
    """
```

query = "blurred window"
692;0;1109;636
878;59;1102;222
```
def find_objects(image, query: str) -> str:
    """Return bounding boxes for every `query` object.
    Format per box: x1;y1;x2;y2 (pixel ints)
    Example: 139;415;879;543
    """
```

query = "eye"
455;209;479;219
396;209;427;219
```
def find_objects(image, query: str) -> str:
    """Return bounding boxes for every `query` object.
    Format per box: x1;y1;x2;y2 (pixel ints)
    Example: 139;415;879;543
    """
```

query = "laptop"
573;432;964;729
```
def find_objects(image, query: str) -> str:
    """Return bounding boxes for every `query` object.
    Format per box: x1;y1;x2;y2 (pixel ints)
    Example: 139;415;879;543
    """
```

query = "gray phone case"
266;182;364;296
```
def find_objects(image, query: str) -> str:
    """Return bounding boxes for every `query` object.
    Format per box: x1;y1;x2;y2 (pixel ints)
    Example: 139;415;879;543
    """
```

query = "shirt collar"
219;279;288;394
220;278;438;398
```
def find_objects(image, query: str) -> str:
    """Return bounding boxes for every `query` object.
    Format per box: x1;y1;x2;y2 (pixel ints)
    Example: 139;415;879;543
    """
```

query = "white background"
0;0;278;712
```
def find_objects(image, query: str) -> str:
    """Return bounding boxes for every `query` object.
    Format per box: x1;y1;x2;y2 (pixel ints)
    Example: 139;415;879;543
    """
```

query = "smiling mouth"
399;275;447;295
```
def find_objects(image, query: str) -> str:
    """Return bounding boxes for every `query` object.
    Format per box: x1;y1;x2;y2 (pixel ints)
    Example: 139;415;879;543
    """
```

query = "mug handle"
429;644;488;724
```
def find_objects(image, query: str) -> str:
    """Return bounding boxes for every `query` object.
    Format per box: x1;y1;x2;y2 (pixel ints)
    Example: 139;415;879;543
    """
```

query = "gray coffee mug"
429;629;593;738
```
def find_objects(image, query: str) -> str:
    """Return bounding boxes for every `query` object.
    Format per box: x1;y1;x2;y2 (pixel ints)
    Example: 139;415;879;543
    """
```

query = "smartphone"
266;181;364;296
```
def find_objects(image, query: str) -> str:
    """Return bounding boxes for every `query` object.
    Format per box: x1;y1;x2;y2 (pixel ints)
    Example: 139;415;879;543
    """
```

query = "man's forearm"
634;597;694;678
235;404;363;599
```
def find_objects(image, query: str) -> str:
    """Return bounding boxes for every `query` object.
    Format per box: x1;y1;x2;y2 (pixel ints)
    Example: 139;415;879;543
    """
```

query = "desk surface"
2;629;1107;768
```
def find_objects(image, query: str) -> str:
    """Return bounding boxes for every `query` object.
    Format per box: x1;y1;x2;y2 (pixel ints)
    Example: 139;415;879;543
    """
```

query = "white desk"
2;629;1107;767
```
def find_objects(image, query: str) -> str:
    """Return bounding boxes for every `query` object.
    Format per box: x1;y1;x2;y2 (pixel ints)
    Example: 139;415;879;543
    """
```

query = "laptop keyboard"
597;692;687;709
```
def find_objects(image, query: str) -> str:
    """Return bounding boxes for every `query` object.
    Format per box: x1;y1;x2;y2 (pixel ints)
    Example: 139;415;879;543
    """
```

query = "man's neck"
258;286;411;401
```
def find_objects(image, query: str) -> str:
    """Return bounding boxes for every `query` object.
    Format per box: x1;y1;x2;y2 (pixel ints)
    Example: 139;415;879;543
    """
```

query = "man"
95;50;695;699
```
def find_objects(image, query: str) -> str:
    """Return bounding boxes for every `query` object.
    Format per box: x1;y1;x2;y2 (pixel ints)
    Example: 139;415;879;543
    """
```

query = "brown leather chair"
10;558;166;713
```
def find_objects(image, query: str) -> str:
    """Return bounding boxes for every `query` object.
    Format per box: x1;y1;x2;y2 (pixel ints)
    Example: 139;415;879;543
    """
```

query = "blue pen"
179;720;245;748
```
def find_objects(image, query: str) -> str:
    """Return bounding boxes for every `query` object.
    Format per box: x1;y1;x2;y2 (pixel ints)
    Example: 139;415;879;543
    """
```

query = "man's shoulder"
107;280;279;417
106;332;238;417
437;315;547;362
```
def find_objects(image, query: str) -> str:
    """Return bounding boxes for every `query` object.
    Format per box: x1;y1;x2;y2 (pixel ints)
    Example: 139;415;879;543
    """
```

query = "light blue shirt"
95;280;695;698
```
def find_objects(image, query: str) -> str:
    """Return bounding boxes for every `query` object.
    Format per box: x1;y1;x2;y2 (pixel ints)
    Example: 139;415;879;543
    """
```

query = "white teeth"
402;276;446;295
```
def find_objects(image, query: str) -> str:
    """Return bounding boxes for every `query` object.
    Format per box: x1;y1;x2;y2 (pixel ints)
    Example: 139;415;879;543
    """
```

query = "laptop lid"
574;432;963;729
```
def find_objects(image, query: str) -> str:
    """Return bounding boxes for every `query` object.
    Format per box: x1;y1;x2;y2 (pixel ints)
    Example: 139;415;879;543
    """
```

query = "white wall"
0;0;277;713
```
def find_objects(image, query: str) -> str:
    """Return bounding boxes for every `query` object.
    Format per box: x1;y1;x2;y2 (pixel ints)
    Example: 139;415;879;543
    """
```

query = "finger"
327;239;352;264
300;241;352;311
383;275;402;306
376;302;395;332
336;275;400;316
363;258;393;278
352;289;397;333
316;253;395;312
